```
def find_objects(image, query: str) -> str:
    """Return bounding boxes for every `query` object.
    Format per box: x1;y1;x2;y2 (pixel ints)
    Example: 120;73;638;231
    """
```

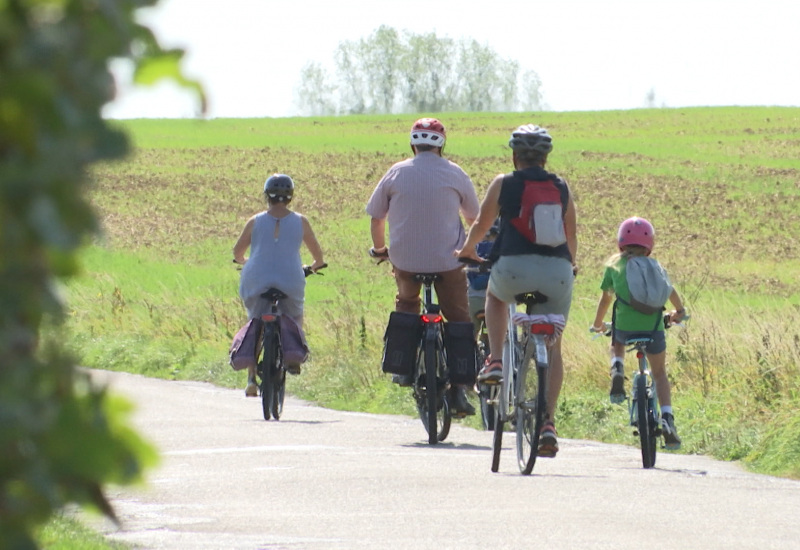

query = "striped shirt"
366;151;479;273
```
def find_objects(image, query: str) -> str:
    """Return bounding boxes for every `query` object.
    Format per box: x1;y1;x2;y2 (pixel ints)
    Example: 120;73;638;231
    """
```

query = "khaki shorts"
488;254;573;320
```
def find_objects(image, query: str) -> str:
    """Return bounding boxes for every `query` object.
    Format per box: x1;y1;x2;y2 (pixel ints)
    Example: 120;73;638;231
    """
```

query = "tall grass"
64;107;800;478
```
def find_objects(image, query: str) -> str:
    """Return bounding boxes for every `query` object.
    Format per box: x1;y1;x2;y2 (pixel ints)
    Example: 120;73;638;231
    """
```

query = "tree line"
295;26;543;116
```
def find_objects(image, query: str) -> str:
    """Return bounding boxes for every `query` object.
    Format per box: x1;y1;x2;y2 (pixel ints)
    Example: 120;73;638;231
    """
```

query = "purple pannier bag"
229;318;263;371
279;315;309;368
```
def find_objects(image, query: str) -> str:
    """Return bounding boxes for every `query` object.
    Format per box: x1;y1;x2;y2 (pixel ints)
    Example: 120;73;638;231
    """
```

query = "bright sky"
103;0;800;119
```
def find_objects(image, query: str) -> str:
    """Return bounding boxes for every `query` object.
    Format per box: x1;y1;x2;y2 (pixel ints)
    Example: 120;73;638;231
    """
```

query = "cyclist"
233;174;325;396
467;221;499;340
457;124;577;457
589;216;686;449
366;117;480;416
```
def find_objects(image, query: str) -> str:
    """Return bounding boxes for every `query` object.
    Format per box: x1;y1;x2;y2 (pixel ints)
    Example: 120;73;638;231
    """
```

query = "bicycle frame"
258;290;287;421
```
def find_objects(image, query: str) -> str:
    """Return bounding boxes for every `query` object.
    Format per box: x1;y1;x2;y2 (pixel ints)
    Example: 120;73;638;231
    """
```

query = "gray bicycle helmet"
508;124;553;154
263;173;294;201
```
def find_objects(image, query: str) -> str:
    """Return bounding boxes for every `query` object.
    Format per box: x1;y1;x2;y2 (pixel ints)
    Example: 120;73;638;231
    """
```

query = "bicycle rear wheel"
516;358;547;475
635;374;656;468
260;325;277;421
271;366;286;420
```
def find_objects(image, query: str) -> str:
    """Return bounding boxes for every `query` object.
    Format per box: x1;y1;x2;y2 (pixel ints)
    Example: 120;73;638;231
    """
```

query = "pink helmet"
410;118;446;148
617;217;655;252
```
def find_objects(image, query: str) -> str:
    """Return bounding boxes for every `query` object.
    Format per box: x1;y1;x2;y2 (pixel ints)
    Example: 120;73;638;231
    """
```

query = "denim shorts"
613;328;666;354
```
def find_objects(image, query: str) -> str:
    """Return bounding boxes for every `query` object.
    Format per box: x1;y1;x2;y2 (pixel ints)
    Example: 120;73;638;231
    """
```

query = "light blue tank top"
239;212;305;311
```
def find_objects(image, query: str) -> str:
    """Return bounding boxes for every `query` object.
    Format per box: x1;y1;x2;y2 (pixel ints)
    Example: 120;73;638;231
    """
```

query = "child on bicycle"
467;221;499;341
233;174;325;396
590;216;686;449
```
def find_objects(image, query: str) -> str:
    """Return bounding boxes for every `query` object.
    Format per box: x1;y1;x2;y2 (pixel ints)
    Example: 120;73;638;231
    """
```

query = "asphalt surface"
85;369;800;550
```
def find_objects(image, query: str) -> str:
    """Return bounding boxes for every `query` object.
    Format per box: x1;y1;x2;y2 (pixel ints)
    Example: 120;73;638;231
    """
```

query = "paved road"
86;369;800;550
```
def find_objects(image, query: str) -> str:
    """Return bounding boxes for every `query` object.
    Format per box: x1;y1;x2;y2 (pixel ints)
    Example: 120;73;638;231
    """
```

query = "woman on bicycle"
590;216;685;449
233;174;325;396
457;124;577;457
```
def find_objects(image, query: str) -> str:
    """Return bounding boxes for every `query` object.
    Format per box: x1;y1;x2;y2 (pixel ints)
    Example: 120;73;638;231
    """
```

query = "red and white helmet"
410;118;446;148
617;217;655;252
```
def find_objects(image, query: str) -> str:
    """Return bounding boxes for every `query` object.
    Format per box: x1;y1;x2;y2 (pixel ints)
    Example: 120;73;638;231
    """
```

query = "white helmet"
410;118;446;148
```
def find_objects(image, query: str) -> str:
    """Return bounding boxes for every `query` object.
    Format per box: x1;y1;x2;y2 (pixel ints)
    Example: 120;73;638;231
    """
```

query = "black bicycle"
256;264;326;421
371;248;452;444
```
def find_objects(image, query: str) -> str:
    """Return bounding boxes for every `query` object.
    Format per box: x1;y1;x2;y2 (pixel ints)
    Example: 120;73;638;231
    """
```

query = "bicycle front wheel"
635;374;656;468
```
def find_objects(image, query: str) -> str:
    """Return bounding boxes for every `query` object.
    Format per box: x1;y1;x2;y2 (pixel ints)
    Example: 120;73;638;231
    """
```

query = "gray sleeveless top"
239;211;305;311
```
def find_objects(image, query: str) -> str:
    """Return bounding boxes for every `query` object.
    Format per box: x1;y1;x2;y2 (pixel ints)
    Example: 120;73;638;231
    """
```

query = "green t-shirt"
600;255;664;332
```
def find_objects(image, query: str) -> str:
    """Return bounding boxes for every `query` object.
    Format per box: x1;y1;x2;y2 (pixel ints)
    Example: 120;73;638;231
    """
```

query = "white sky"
103;0;800;119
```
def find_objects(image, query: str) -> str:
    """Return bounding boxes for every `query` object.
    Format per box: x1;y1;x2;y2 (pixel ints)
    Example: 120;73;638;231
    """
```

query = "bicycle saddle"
260;288;288;302
514;291;548;306
413;273;442;285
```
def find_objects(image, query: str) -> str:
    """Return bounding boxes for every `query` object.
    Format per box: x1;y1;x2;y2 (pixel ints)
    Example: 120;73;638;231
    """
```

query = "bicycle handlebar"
457;256;493;272
303;263;327;277
369;247;390;265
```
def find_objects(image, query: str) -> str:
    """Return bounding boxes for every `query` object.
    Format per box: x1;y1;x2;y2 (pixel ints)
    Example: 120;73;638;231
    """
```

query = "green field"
56;107;800;479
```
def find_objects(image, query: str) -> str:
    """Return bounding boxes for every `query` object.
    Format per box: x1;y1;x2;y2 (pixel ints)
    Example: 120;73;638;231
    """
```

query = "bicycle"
460;258;562;474
591;315;685;468
371;248;452;445
494;295;563;474
254;263;326;421
474;311;495;431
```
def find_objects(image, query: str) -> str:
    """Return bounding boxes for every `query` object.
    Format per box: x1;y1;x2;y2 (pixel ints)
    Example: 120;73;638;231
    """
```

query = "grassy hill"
57;107;800;478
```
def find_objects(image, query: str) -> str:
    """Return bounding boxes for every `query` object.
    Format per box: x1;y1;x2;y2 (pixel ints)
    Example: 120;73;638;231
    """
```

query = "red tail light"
261;314;277;322
421;314;443;324
530;323;555;335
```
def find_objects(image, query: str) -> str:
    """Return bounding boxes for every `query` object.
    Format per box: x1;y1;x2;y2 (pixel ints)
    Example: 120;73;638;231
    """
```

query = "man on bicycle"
366;117;480;416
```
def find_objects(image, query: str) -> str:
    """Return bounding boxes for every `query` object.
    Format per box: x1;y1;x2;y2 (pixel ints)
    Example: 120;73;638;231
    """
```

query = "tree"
296;26;544;116
0;1;202;547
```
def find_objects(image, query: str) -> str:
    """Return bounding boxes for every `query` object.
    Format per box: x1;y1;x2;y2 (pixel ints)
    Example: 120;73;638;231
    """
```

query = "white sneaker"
245;378;258;397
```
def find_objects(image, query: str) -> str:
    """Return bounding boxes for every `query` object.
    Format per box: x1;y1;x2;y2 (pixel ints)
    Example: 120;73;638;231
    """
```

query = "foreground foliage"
0;0;199;546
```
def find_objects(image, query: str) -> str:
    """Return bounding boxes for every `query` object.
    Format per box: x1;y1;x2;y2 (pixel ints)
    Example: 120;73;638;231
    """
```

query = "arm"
370;217;387;252
232;217;255;264
456;175;502;260
301;215;325;270
591;290;614;331
564;191;578;271
668;288;686;323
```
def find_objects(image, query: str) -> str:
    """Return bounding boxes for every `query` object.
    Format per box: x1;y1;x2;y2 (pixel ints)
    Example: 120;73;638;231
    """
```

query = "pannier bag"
229;317;264;371
381;311;422;376
444;321;478;385
280;314;310;369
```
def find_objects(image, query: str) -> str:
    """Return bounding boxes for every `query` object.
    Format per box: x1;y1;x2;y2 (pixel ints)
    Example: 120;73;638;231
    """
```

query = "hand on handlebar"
303;263;328;277
369;247;389;264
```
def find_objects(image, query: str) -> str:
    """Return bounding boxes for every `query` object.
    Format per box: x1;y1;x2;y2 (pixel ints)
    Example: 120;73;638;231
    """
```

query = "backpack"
229;318;264;371
509;179;568;246
620;256;672;315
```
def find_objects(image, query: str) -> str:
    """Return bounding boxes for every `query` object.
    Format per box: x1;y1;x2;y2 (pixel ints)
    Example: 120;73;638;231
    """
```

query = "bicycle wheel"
516;351;547;475
479;384;496;431
491;410;504;473
271;367;286;421
422;329;439;444
635;374;656;468
260;325;277;421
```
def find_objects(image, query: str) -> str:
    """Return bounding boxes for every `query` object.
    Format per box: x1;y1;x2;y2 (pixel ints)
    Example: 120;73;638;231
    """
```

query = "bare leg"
647;350;672;408
546;336;564;420
484;291;508;364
